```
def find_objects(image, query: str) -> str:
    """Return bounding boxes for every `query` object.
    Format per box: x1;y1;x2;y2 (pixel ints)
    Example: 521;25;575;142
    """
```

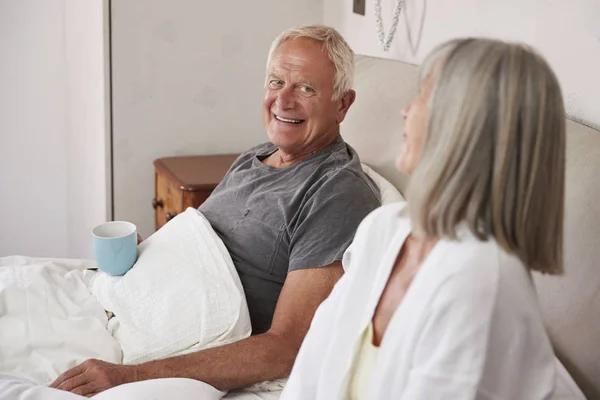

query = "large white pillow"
342;165;404;274
90;208;251;364
92;378;224;400
0;375;225;400
361;163;405;204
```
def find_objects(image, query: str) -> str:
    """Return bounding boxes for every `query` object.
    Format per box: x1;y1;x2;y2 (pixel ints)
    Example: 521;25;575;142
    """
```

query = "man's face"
263;38;350;154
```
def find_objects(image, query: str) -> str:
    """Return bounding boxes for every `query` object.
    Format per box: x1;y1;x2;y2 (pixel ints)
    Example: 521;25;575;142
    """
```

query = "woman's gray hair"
408;38;566;275
266;25;354;100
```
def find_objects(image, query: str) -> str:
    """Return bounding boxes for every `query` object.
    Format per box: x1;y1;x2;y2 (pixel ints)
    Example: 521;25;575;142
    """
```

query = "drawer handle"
165;212;177;222
152;198;164;209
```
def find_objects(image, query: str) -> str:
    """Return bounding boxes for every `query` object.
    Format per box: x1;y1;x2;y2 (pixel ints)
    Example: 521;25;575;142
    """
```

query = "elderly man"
51;25;380;395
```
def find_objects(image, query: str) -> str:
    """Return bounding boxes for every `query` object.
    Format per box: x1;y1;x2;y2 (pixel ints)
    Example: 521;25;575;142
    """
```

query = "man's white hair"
266;25;355;100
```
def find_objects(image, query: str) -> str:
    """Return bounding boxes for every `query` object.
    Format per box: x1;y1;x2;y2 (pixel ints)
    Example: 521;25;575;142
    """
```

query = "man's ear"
336;90;356;124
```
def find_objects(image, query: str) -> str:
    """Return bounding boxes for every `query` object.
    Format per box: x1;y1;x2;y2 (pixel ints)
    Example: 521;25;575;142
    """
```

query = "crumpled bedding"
0;256;121;385
0;253;282;400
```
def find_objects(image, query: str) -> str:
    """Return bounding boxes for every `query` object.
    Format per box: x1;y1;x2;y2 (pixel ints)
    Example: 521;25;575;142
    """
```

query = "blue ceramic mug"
92;221;138;276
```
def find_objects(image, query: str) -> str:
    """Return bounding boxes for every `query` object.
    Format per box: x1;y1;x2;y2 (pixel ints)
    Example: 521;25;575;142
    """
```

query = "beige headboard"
343;55;600;399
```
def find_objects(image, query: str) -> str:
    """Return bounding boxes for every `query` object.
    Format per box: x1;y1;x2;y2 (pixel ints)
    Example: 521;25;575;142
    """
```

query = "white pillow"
342;165;405;273
90;208;251;364
361;164;405;204
91;378;224;400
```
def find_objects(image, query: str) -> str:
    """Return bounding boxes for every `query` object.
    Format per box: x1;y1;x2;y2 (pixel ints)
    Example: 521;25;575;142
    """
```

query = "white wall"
0;0;70;257
0;0;109;258
64;0;111;259
324;0;600;128
112;0;323;238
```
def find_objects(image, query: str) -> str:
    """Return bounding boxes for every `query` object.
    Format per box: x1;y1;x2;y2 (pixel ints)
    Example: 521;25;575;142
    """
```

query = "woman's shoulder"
343;202;409;273
435;230;506;281
430;231;535;314
359;201;409;231
440;229;525;275
355;202;409;246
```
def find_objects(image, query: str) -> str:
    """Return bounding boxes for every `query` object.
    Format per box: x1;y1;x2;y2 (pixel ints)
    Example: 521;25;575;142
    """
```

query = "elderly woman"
281;38;565;399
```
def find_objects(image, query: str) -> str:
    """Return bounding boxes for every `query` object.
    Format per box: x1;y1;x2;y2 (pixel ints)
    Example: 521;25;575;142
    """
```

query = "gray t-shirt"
199;137;381;334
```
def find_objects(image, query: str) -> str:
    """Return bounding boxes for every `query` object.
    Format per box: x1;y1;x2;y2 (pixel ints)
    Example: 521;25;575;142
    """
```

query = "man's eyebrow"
267;70;317;87
298;79;317;87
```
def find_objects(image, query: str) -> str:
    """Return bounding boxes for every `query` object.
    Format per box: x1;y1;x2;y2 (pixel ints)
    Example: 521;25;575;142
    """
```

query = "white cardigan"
281;202;556;399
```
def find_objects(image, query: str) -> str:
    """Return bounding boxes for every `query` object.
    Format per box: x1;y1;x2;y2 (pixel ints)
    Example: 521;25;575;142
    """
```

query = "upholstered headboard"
343;55;600;399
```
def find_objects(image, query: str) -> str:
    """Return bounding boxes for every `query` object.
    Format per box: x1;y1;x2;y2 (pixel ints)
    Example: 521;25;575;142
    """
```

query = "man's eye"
299;86;314;93
269;80;284;88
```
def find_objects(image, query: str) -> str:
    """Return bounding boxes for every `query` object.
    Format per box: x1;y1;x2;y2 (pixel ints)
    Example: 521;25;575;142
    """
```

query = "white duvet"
0;252;232;400
0;256;121;385
0;209;282;399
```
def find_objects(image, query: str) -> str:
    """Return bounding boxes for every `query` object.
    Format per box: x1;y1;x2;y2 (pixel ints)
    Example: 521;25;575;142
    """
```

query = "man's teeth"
275;115;303;124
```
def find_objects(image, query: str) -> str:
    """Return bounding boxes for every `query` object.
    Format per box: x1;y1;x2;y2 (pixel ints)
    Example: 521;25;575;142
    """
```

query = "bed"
1;56;598;399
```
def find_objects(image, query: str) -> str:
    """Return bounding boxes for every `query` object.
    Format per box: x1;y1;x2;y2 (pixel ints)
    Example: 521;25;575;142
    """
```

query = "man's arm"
51;262;343;396
142;261;343;388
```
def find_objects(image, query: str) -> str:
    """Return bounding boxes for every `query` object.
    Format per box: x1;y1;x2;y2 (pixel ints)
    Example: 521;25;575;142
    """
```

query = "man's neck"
265;134;340;168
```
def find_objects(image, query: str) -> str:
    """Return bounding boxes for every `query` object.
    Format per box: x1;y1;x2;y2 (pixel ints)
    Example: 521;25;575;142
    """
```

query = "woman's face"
396;74;435;175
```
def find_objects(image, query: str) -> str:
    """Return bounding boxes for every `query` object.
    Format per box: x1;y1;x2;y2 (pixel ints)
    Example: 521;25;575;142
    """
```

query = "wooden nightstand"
152;154;239;231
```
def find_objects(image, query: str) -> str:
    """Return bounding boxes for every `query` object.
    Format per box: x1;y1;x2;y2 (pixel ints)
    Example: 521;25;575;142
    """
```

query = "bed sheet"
223;390;282;400
223;379;285;400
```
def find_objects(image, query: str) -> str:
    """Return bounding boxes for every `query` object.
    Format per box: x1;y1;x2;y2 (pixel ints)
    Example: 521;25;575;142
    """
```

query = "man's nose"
276;86;296;110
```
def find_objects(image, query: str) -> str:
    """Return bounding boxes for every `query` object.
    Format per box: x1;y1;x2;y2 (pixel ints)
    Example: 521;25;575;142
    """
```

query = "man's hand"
49;359;138;397
137;233;143;245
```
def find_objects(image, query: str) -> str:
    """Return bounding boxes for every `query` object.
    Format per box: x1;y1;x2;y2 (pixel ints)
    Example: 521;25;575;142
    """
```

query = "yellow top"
347;322;380;400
